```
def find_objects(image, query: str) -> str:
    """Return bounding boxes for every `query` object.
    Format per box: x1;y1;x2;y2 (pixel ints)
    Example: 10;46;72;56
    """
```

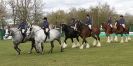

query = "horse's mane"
10;27;19;32
80;22;88;28
32;25;42;29
66;24;72;29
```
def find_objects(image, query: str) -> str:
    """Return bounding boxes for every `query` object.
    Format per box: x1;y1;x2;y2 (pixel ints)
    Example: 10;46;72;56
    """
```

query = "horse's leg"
91;34;100;47
29;39;36;54
80;38;85;49
124;34;128;42
14;43;20;55
41;43;44;54
128;34;131;40
126;29;131;40
62;37;68;48
114;34;118;42
92;39;97;47
32;39;38;53
49;41;54;53
71;38;76;48
17;45;21;52
96;35;101;47
76;37;80;47
110;35;113;42
120;34;124;43
84;39;90;48
127;33;131;40
35;41;42;53
56;39;64;52
107;34;111;43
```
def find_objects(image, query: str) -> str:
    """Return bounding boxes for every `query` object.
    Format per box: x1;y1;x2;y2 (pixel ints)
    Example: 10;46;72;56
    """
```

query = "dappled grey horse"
26;25;64;54
4;27;36;55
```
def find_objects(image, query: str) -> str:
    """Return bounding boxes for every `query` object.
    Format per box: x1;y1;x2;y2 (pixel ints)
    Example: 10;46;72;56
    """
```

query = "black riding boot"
22;33;25;43
46;32;50;39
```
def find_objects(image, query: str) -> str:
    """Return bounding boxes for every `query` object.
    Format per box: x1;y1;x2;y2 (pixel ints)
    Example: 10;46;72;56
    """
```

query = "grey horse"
26;25;64;54
5;27;37;55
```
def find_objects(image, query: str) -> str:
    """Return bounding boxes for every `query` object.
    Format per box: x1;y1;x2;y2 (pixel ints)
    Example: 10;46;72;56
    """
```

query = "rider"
107;16;113;28
86;14;93;30
41;17;50;39
118;15;126;28
115;15;126;29
18;20;28;42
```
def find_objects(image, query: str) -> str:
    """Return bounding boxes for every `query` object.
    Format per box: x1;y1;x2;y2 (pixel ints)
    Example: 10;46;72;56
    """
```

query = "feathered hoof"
80;45;84;49
86;44;90;48
72;44;77;48
62;43;67;48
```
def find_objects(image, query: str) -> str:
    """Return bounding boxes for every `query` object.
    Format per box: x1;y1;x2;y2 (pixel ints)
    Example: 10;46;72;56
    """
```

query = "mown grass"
0;37;133;66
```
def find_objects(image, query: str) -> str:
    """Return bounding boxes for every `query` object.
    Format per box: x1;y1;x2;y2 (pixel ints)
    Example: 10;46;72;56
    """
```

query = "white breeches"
46;28;49;32
88;25;92;29
122;24;125;28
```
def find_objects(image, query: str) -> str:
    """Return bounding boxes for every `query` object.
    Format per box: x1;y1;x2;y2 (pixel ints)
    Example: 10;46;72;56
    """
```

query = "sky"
44;0;133;15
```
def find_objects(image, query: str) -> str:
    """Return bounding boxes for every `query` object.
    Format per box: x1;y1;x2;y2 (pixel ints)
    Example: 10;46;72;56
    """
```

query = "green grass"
0;37;133;66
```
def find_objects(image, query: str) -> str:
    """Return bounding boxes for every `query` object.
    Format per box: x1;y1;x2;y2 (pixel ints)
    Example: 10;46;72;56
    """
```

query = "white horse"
4;27;36;55
26;25;63;54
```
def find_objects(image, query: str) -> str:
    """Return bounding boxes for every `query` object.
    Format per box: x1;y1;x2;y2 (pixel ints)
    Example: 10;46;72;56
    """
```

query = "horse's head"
75;20;83;32
115;23;124;31
4;27;17;38
60;23;68;32
4;28;11;38
101;22;108;29
116;22;121;28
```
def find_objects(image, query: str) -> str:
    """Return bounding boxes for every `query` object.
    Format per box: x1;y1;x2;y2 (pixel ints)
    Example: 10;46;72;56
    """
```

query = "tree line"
0;0;133;29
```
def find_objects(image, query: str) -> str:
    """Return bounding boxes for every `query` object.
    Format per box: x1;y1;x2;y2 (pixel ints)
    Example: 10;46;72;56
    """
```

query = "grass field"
0;37;133;66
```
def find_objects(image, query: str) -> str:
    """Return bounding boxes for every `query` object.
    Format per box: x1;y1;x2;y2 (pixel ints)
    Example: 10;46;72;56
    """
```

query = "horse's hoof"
48;51;52;54
28;52;32;54
96;45;101;47
36;51;40;53
125;40;128;42
41;52;44;55
61;50;64;52
120;41;124;43
72;45;76;48
80;45;84;49
86;44;90;48
62;43;67;48
128;37;131;40
17;53;20;55
76;44;80;48
107;41;111;43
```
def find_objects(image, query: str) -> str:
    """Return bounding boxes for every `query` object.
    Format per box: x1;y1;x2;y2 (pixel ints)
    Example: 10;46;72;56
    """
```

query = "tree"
8;0;44;25
0;0;6;29
9;0;16;25
47;10;66;25
32;0;44;25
